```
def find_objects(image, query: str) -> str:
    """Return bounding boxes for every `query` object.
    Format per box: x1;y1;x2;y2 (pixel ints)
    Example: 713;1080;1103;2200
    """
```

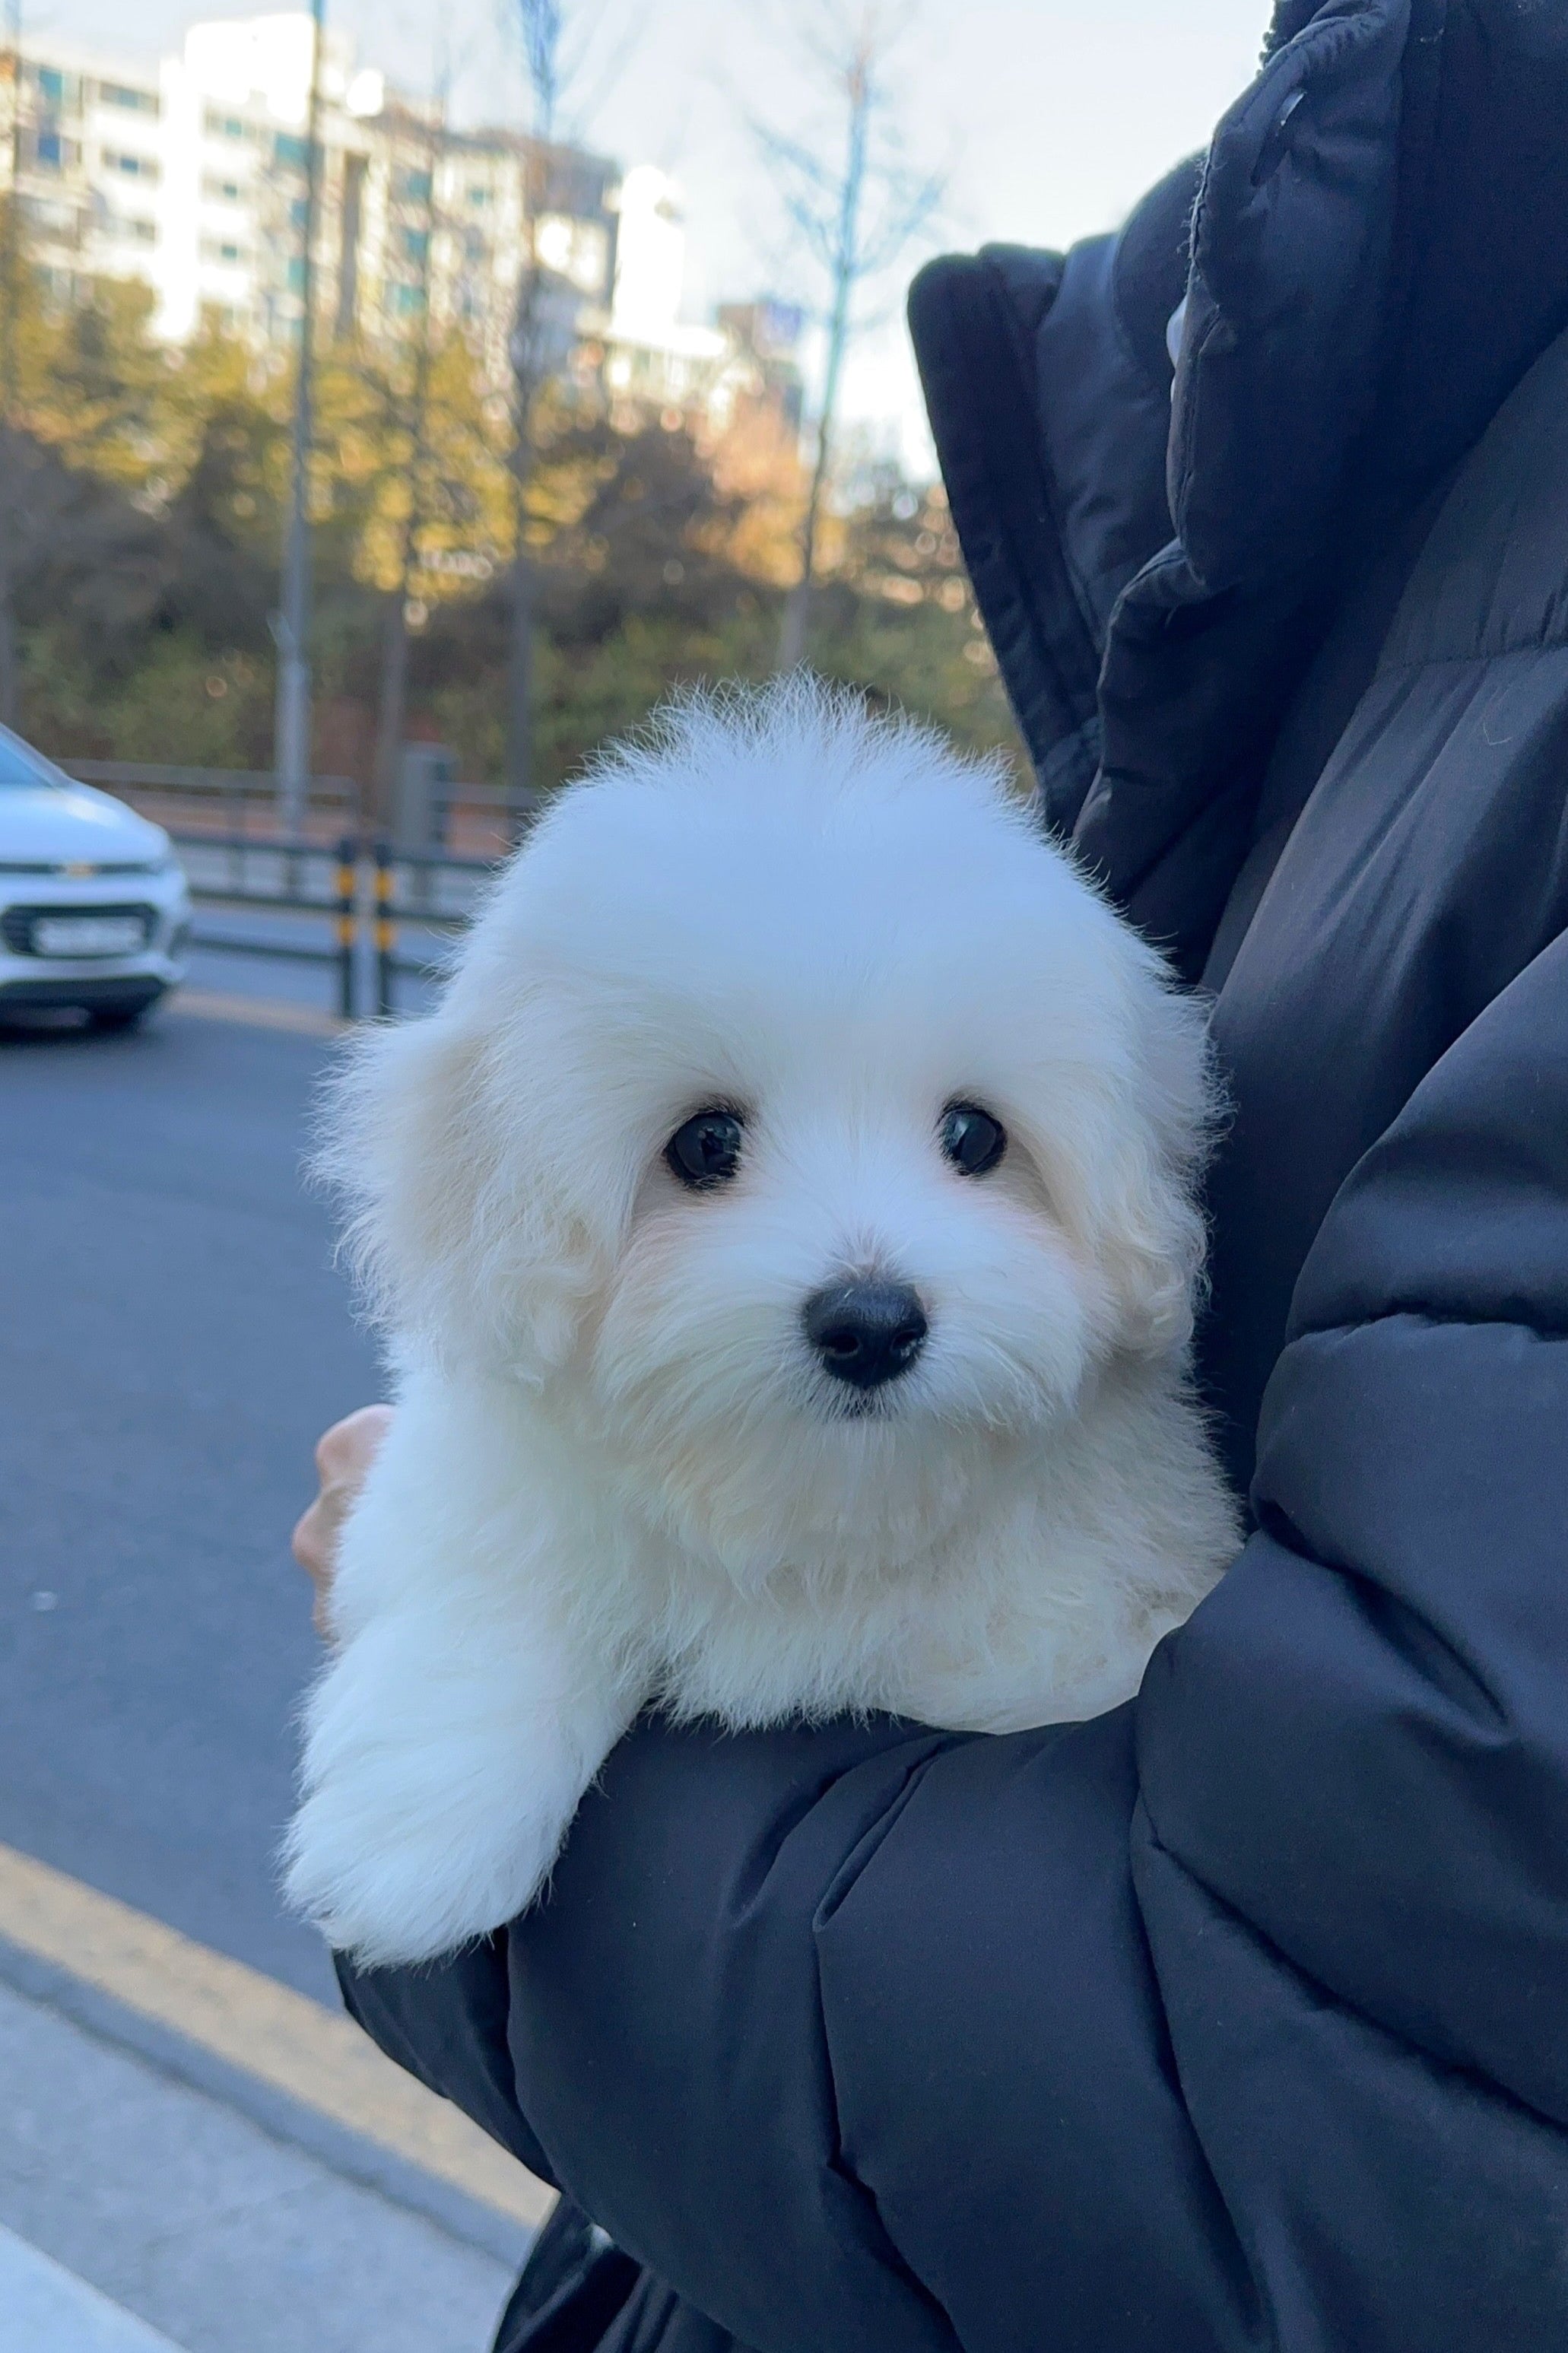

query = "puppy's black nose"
803;1280;928;1392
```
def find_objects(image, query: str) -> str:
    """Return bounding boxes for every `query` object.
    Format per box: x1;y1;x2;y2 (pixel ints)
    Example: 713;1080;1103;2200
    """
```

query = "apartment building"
0;15;799;437
598;167;804;440
357;106;617;392
0;13;618;392
0;38;167;302
153;11;370;346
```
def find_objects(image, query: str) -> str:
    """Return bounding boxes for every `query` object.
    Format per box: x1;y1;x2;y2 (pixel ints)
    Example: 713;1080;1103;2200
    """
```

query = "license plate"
31;914;147;957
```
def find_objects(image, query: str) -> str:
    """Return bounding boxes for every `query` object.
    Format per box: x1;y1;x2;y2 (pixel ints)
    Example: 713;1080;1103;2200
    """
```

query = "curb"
0;1935;535;2268
0;1844;551;2269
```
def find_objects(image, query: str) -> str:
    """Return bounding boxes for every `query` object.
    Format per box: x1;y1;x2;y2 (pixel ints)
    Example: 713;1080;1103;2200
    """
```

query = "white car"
0;726;191;1029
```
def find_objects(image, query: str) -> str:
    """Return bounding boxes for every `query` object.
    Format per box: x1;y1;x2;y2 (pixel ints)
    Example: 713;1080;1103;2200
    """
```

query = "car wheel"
87;1002;151;1033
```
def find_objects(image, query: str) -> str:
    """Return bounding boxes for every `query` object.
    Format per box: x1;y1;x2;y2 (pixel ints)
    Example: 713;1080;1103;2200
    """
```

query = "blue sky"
37;0;1270;465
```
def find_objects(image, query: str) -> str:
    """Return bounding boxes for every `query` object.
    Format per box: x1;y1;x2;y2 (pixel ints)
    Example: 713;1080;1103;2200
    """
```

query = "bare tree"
503;0;640;807
755;4;941;673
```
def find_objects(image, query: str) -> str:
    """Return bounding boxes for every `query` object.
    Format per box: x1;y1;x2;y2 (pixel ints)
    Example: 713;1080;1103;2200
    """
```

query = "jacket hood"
912;0;1568;975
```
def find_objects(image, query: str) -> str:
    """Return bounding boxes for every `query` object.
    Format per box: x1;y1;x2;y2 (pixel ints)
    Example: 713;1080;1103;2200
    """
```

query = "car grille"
0;859;162;877
0;900;157;957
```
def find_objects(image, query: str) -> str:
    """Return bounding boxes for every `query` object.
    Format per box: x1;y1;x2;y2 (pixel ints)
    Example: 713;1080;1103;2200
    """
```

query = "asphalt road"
185;916;449;1022
0;1005;384;2002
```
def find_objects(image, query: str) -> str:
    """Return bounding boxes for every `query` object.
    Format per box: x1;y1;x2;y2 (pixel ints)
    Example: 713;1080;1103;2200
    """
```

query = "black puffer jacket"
341;4;1568;2344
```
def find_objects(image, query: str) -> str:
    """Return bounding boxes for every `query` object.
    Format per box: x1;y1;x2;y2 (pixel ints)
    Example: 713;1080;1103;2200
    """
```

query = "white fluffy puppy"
285;679;1238;1965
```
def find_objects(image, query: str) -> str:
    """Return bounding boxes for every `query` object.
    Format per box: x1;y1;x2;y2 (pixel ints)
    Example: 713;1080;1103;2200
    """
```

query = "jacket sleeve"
335;1932;559;2189
1130;926;1568;2342
338;933;1568;2353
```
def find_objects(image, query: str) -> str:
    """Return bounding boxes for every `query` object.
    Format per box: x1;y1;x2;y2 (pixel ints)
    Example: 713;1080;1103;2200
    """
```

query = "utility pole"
504;151;542;814
371;74;445;834
2;0;19;418
274;0;325;836
505;0;565;813
0;0;24;728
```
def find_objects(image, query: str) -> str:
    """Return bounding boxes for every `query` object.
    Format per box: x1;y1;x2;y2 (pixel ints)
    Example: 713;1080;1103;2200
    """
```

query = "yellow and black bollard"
334;835;357;1021
374;840;397;1018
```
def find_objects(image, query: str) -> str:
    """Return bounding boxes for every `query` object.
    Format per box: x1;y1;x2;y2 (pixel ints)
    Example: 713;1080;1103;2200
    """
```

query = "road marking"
0;1843;553;2234
0;2220;188;2353
169;987;349;1037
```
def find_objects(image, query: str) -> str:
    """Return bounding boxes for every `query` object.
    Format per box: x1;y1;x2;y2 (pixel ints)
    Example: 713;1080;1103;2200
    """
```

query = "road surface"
0;1002;383;2002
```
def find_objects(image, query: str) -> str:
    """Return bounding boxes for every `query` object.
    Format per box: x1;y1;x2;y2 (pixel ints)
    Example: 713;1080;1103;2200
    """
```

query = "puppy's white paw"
284;1577;636;1967
284;1758;572;1964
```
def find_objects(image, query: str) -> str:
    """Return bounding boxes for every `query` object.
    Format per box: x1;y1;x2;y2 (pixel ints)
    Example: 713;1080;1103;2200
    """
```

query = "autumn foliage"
0;233;1021;796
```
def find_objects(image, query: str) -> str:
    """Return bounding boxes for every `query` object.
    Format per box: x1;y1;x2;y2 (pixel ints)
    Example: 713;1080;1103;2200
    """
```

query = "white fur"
284;678;1240;1964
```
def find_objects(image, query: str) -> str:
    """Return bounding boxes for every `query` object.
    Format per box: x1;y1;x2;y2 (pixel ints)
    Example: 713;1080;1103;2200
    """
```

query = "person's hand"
292;1405;394;1638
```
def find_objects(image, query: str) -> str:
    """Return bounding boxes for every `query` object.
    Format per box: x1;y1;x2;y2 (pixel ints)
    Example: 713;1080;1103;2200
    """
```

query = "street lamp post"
2;0;20;420
274;0;326;837
0;0;24;730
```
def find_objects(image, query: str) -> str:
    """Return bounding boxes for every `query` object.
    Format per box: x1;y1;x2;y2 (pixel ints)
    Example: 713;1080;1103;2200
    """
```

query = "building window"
287;256;307;293
390;281;424;316
395;167;433;205
274;132;309;169
34;66;79;113
289;195;309;229
205;110;249;141
400;225;429;263
462;227;487;264
98;83;159;116
103;151;158;181
202;176;243;203
103;212;157;244
31;131;80;171
202;237;246;265
466;184;491;206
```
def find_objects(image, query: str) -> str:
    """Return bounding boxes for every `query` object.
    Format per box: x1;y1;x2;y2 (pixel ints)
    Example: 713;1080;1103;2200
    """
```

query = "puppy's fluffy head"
322;679;1212;1577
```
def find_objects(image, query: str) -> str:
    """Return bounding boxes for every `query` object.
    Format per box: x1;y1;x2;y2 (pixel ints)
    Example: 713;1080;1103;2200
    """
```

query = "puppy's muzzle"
803;1279;928;1392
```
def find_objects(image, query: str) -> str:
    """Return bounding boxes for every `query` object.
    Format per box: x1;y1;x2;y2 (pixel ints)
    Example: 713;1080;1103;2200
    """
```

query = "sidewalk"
1;2219;185;2353
0;1977;514;2353
0;1846;552;2353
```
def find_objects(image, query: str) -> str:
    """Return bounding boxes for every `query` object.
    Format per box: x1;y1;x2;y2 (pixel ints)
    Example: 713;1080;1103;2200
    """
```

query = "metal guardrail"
71;761;357;802
174;831;360;1018
170;830;509;1020
368;840;499;1018
71;763;538;849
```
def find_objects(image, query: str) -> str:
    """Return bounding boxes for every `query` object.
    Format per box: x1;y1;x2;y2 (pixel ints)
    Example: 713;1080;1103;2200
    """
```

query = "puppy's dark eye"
940;1102;1007;1177
665;1108;744;1189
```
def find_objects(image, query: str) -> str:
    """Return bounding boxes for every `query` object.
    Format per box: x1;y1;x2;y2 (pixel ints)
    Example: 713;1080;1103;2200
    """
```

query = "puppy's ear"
1086;973;1214;1359
316;1007;602;1375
